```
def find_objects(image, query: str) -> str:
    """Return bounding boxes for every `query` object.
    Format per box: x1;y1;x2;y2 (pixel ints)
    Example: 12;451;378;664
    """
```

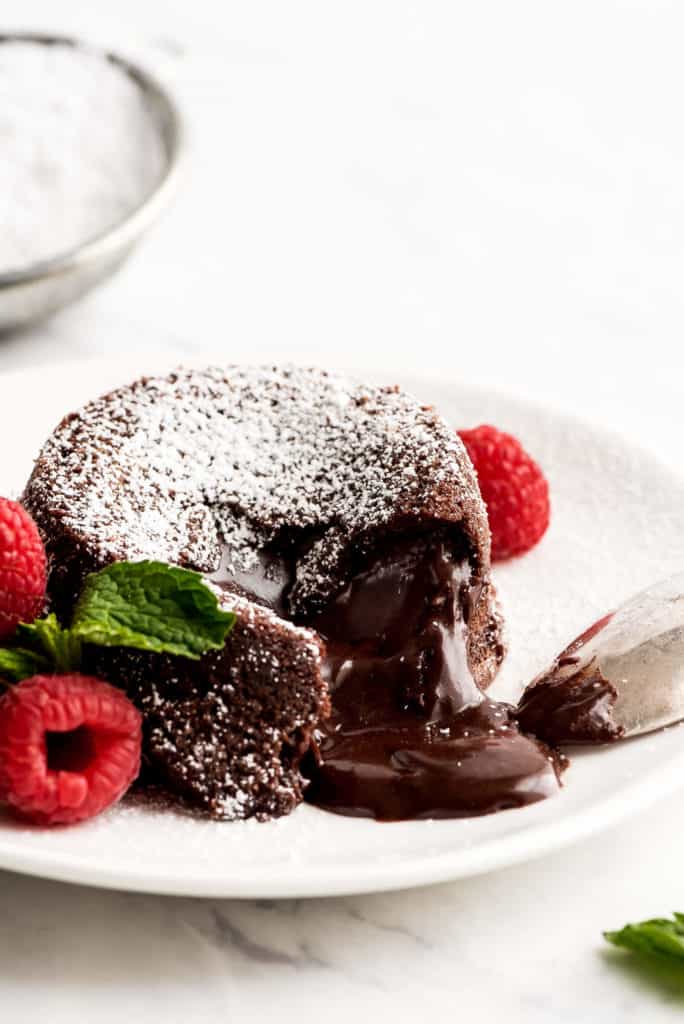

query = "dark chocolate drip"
301;537;564;820
516;663;623;745
516;613;623;747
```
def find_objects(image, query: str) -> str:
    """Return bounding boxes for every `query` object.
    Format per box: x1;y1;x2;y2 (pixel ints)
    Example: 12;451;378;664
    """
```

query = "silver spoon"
517;574;684;744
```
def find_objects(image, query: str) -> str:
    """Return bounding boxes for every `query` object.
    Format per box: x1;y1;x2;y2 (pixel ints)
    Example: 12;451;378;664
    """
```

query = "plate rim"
0;749;683;898
0;357;683;898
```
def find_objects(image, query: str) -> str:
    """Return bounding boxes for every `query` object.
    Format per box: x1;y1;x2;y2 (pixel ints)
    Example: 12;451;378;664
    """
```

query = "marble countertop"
2;1;684;1020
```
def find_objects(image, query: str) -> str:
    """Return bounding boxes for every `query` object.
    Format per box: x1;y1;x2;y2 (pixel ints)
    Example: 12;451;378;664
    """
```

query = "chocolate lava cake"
22;365;524;822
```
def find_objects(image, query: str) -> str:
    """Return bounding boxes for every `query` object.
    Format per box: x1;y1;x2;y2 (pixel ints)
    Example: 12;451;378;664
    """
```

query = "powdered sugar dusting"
216;587;321;659
25;364;480;613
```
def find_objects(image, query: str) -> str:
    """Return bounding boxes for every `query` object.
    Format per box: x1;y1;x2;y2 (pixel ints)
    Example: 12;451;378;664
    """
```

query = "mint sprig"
0;561;235;683
605;914;684;964
0;646;50;682
18;614;82;672
73;561;234;659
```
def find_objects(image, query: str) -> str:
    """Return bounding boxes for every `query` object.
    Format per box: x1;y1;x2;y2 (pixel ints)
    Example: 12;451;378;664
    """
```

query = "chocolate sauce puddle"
213;533;567;821
300;537;564;819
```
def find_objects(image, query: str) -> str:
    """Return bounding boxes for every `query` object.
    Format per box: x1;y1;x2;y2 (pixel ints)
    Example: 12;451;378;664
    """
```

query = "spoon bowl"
519;574;684;743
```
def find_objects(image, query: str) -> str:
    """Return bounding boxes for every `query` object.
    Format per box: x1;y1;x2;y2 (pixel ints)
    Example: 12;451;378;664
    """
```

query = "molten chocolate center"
216;533;564;821
302;538;563;820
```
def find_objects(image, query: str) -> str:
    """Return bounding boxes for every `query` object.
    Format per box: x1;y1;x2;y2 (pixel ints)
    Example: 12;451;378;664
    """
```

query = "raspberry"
0;674;141;825
0;498;46;637
458;424;550;561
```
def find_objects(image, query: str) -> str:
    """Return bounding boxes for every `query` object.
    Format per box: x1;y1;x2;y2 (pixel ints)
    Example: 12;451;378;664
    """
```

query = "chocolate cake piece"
87;594;326;820
22;365;504;820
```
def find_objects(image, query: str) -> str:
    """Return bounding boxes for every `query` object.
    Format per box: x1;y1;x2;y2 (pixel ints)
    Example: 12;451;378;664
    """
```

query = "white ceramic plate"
1;359;684;899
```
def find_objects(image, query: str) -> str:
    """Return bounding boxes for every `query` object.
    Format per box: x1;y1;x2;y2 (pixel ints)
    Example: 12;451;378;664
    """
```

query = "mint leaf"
0;646;50;683
18;614;81;672
0;563;235;679
605;914;684;963
72;561;235;660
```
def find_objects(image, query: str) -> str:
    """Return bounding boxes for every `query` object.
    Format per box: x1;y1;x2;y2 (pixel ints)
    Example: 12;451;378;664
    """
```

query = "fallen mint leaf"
72;561;235;660
605;914;684;963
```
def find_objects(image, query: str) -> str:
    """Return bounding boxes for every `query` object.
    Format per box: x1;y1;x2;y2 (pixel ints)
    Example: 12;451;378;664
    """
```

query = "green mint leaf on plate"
72;561;235;660
18;614;82;672
605;914;684;963
0;645;51;683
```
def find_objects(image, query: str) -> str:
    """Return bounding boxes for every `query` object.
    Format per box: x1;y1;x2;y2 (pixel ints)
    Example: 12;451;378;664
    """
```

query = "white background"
1;1;684;1020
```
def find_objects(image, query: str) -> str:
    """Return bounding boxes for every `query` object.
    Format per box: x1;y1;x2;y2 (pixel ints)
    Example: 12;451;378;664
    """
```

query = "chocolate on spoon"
517;575;684;746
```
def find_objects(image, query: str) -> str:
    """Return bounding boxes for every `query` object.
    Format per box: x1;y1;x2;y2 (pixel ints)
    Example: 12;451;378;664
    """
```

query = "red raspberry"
0;498;47;636
459;425;550;561
0;674;141;825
